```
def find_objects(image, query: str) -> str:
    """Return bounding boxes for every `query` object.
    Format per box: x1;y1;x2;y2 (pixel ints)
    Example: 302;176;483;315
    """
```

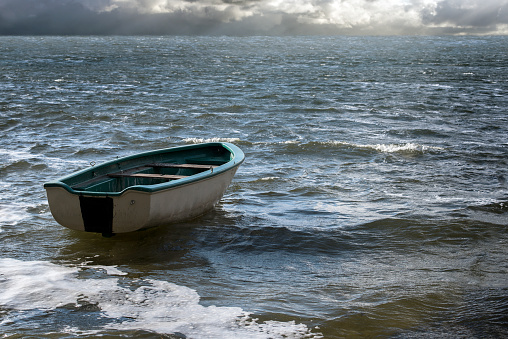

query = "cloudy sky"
0;0;507;35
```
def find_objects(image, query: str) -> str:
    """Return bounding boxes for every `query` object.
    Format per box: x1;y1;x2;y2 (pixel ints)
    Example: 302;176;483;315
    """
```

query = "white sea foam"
370;142;440;153
0;147;86;171
0;148;34;162
326;141;443;153
85;264;128;276
184;137;242;144
0;259;320;339
0;202;30;229
260;177;279;181
277;141;443;153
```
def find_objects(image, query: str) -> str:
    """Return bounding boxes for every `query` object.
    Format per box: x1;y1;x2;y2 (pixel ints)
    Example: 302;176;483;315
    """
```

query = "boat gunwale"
43;142;244;197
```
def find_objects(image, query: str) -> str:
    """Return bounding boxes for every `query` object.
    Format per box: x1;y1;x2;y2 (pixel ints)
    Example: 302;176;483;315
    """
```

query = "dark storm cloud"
422;0;508;34
0;0;104;35
0;0;507;35
0;0;230;34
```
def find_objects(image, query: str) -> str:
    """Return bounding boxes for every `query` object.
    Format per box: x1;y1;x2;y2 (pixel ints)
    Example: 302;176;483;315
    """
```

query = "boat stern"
45;186;85;232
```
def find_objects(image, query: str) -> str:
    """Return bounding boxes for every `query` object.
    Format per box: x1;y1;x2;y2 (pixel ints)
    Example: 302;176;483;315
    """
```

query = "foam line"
0;259;320;339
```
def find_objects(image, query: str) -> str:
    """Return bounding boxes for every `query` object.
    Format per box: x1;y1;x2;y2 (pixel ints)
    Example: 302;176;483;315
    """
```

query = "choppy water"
1;36;507;338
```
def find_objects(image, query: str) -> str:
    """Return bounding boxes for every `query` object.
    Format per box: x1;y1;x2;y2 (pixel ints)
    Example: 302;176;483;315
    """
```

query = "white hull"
46;166;238;233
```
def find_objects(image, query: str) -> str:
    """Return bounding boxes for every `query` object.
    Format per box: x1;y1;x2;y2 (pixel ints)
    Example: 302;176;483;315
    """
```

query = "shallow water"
1;36;507;338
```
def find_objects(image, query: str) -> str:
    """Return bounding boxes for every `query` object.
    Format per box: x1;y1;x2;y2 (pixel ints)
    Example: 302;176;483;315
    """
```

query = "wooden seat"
108;172;188;180
148;163;219;170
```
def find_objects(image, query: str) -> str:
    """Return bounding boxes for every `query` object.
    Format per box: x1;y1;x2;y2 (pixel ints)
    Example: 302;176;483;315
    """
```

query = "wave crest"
282;140;443;154
183;137;242;144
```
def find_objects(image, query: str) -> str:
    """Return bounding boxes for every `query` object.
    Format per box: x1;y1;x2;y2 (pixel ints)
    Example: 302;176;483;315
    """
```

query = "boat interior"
68;145;232;193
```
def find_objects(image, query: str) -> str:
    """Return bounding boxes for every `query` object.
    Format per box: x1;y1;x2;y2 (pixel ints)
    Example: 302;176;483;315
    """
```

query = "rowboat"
44;142;244;235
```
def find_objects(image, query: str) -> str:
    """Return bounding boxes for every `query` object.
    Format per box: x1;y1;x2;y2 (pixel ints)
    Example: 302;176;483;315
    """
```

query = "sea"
0;35;507;338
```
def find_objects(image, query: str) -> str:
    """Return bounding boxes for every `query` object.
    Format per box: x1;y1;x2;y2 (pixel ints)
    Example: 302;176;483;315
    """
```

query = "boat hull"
45;167;238;233
44;143;243;234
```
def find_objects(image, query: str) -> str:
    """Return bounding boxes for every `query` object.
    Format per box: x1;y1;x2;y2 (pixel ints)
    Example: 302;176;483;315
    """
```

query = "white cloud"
1;0;507;35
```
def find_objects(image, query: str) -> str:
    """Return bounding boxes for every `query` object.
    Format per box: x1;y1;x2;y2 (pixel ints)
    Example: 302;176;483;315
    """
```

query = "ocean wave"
179;139;442;156
466;200;508;225
367;142;444;153
321;141;444;153
280;140;444;154
0;147;87;174
183;137;242;144
0;148;34;161
260;176;280;181
0;204;29;229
